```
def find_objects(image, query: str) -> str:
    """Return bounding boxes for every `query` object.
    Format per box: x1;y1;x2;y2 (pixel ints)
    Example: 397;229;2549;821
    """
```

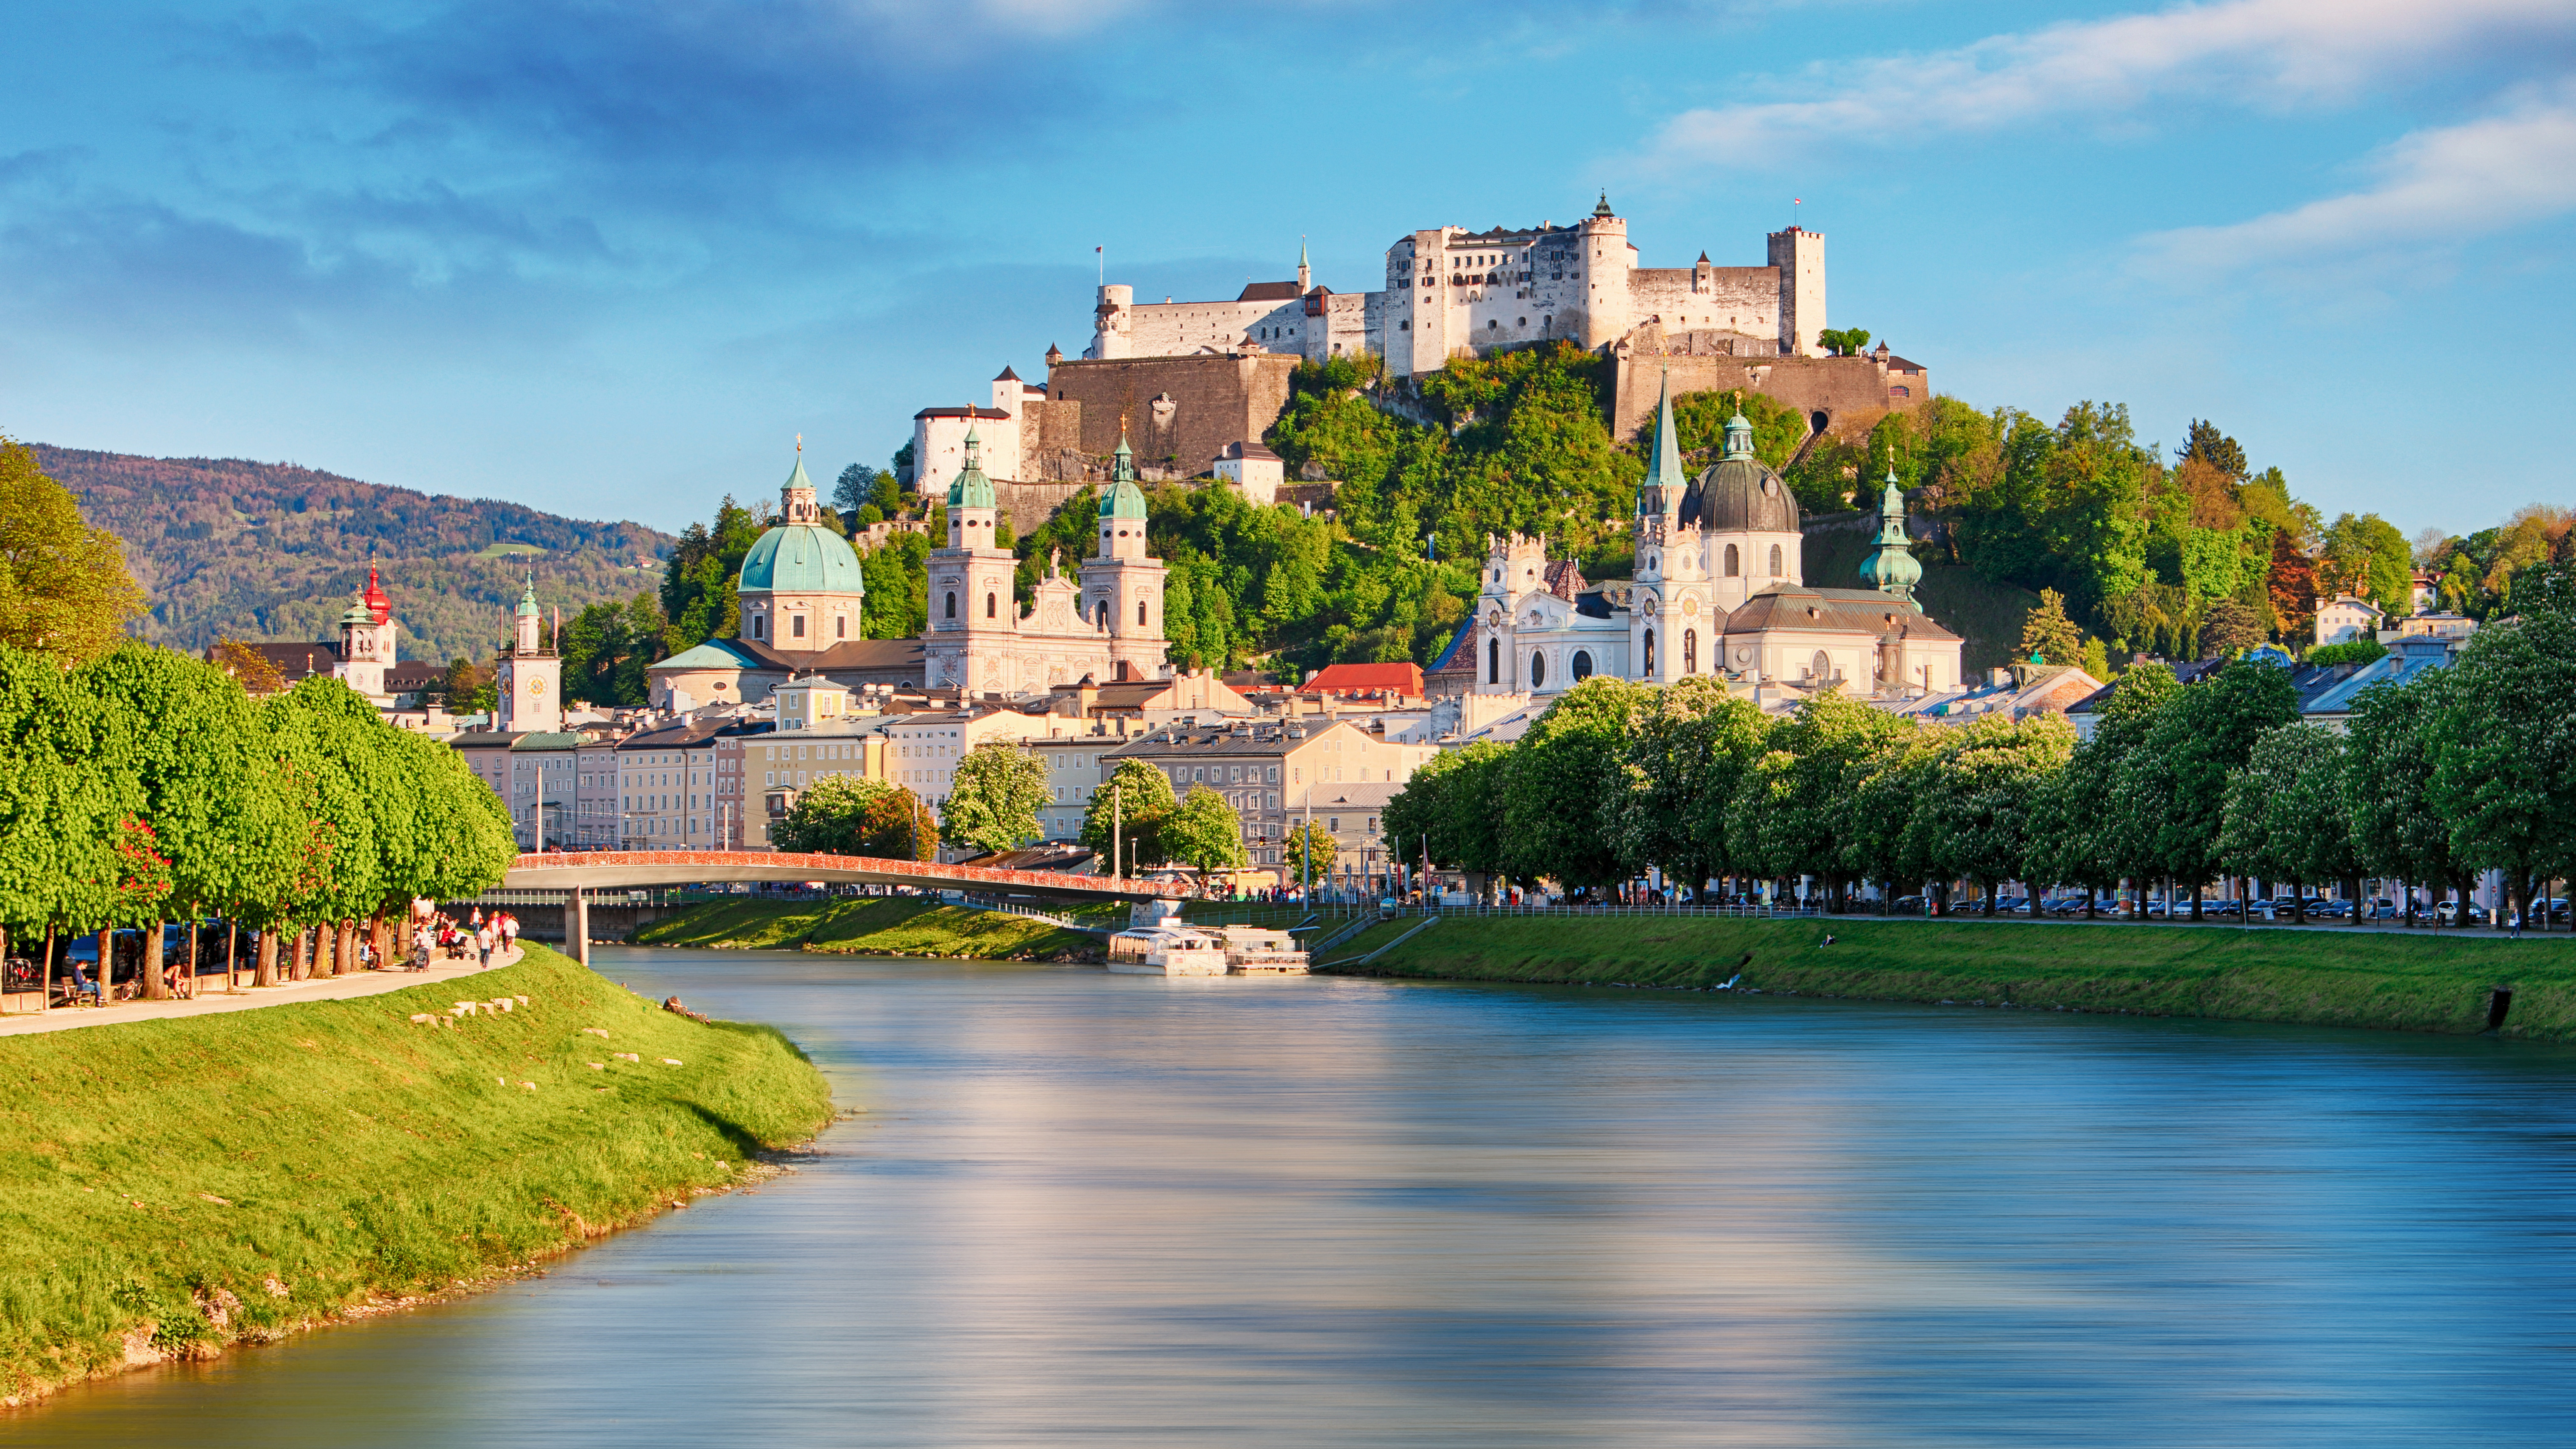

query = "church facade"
1474;377;1962;700
923;429;1171;695
646;432;1172;709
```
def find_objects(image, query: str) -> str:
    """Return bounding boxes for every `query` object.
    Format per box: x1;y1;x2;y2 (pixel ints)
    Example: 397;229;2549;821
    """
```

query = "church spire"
1297;236;1311;292
1638;369;1682;515
1857;465;1922;607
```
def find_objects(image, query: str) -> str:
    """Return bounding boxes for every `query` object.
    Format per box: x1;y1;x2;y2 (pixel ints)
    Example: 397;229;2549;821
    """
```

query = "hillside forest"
36;446;674;670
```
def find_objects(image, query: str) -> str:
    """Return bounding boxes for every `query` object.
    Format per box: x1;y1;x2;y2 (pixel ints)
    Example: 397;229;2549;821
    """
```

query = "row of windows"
746;612;850;642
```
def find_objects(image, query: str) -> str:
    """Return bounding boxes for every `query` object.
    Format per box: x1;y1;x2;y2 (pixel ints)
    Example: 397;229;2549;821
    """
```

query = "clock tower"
496;574;563;733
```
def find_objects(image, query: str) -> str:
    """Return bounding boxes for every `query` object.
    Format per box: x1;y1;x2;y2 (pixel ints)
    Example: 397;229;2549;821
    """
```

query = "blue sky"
4;0;2570;539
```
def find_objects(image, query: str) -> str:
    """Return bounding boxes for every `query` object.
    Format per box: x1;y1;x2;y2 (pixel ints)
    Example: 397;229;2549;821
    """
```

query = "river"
11;945;2576;1446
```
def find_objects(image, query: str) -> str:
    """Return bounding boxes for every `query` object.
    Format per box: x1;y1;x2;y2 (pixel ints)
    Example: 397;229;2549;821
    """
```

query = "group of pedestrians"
402;907;519;972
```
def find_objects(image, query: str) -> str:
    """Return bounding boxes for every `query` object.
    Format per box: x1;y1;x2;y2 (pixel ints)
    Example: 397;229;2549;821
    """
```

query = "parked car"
2435;901;2488;926
2364;900;2401;920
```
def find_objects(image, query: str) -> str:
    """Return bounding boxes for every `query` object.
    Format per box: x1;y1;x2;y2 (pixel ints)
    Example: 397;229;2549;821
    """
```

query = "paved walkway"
0;946;525;1039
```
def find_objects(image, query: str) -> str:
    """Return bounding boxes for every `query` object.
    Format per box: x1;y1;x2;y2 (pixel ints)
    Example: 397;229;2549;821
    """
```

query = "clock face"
529;677;547;695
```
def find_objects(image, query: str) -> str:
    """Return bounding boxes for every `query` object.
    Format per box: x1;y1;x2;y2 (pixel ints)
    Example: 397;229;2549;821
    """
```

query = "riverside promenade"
0;946;523;1039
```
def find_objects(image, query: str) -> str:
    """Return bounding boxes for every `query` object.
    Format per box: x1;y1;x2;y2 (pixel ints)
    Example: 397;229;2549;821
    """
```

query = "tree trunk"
142;923;166;1001
185;919;200;996
291;927;310;981
2086;885;2098;919
226;920;240;991
2190;883;2203;922
2291;882;2305;924
255;930;279;988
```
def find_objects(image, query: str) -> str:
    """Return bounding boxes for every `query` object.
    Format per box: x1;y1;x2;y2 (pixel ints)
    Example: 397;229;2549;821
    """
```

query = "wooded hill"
33;445;674;668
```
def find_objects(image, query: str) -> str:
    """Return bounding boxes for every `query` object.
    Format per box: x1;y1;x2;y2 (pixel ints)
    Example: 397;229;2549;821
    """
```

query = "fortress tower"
1767;227;1826;358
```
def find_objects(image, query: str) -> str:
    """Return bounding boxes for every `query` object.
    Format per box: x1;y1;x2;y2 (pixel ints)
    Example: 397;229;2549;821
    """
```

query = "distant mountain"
33;445;676;669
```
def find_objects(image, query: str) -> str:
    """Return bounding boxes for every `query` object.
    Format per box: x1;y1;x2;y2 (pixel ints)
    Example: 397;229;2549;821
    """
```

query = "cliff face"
31;445;675;667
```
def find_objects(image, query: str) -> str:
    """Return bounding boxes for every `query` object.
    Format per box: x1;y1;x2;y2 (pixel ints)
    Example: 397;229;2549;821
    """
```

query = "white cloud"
2136;82;2576;270
1634;0;2576;167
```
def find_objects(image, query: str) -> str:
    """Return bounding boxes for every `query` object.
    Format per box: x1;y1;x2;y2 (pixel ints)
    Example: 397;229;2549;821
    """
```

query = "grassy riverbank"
1333;914;2576;1041
632;896;1099;960
0;945;832;1406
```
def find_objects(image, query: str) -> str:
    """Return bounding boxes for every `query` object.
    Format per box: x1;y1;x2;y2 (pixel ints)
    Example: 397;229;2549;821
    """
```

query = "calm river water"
13;946;2576;1446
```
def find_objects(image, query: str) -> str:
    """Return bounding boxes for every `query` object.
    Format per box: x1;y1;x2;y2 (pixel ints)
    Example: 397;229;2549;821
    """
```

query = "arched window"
1684;628;1697;675
1096;601;1108;627
1769;544;1784;577
1530;652;1546;689
1725;544;1739;577
944;592;957;620
1642;628;1655;675
1811;650;1831;680
1488;636;1499;684
1138;599;1149;626
1571;651;1593;682
985;592;997;619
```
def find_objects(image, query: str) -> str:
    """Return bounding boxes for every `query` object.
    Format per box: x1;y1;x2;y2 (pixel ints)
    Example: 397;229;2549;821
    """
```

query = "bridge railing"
505;850;1183;898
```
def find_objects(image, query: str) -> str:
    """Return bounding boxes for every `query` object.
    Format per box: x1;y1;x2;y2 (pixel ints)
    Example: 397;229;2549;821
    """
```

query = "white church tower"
1077;431;1170;682
496;574;562;734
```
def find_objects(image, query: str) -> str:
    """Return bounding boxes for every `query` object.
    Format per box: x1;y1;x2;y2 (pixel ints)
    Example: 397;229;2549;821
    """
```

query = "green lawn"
633;896;1099;960
0;946;831;1403
1353;914;2576;1040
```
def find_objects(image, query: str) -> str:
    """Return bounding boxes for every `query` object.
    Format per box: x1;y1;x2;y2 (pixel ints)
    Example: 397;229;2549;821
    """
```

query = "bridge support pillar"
572;889;590;967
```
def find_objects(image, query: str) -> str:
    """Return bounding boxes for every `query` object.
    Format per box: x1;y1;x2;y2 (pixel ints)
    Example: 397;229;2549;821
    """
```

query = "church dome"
1690;409;1800;533
1101;431;1149;521
946;426;999;510
740;453;865;595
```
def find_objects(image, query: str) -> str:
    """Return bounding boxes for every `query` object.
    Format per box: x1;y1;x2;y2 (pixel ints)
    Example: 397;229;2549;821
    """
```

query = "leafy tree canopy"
0;438;146;664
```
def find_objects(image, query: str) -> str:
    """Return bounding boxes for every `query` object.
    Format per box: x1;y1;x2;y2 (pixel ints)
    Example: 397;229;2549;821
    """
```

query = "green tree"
0;645;120;953
2320;511;2414;616
1816;327;1873;357
560;592;666;706
1082;758;1178;873
1282;821;1336;886
1161;786;1248;876
2428;595;2576;930
2019;588;2084;665
833;463;882;516
659;496;765;653
2344;672;2467;912
941;742;1050;856
1502;676;1650;891
2216;723;2356;921
1724;691;1906;905
773;774;895;856
2121;659;2299;917
2197;596;2264;658
2179;419;2249;480
1616;677;1768;893
0;437;147;664
1836;722;1953;905
1908;714;2075;914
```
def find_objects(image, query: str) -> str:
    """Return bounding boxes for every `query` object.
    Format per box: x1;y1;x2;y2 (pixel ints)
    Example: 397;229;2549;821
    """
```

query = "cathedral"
924;427;1171;693
645;430;1169;709
1473;375;1962;699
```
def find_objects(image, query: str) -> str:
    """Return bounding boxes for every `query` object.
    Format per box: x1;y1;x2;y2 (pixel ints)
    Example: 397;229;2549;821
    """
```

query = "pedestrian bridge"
502;850;1181;903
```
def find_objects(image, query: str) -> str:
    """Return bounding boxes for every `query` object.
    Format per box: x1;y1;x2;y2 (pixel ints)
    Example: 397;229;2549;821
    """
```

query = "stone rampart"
1612;351;1920;444
1044;353;1303;477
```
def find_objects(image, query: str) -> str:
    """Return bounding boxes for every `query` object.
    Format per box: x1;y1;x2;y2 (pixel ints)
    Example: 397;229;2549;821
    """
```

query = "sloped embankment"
1339;915;2576;1041
0;945;832;1407
633;896;1100;960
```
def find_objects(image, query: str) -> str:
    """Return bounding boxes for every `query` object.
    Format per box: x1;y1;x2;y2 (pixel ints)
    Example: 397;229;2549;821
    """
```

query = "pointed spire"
1593;190;1613;219
1639;369;1682;515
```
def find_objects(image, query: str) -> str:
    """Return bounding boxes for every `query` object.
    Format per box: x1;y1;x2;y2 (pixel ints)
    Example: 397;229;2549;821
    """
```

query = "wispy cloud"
1633;0;2576;168
2136;81;2576;271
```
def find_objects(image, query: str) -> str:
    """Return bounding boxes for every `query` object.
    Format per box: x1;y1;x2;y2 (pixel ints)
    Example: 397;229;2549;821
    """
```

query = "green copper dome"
1101;431;1148;521
1857;467;1922;603
514;575;541;618
947;427;998;510
740;453;865;595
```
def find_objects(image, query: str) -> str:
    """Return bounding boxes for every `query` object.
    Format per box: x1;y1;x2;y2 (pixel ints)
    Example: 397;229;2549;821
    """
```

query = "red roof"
1305;662;1423;696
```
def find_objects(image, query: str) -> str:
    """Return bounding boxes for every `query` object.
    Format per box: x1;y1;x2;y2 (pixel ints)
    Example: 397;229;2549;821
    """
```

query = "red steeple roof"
362;562;391;625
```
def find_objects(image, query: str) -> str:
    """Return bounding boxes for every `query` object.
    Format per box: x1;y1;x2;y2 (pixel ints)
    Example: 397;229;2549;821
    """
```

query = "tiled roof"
1306;662;1423;695
1723;587;1961;642
1236;281;1302;302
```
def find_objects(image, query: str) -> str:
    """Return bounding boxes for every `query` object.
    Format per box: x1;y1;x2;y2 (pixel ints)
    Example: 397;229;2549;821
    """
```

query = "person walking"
476;922;496;970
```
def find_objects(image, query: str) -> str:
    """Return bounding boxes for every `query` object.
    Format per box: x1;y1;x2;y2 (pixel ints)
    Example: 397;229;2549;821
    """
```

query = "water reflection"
11;949;2576;1446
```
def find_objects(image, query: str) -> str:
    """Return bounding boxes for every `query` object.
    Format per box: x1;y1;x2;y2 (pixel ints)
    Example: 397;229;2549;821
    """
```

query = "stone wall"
1610;350;1922;445
1044;353;1303;478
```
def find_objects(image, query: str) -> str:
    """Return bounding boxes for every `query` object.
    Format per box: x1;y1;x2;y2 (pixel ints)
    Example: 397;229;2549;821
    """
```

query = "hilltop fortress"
1089;193;1823;370
909;197;1926;510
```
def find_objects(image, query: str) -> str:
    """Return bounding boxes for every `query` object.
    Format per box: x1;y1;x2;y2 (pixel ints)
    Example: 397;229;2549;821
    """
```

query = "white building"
2314;595;2386;646
1088;198;1829;375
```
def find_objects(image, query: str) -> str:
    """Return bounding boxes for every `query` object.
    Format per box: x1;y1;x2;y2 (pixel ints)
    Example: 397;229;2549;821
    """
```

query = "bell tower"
496;574;562;733
1078;430;1169;681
